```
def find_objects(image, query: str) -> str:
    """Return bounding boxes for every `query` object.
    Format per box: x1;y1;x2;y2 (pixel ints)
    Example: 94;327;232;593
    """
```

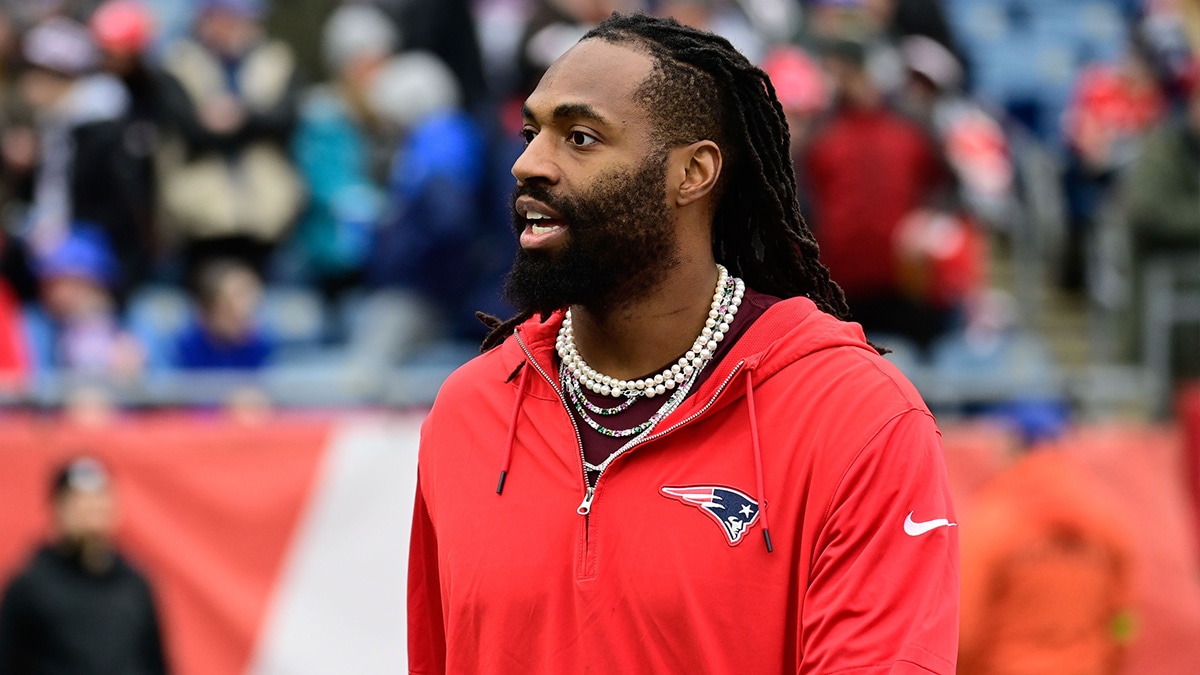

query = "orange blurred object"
958;451;1136;675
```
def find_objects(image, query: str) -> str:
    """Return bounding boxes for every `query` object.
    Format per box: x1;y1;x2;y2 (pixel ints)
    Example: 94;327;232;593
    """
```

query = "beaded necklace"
557;266;745;440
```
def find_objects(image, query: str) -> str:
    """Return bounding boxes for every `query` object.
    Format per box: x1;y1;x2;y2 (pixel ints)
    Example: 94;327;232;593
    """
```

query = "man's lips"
515;196;567;247
515;196;564;223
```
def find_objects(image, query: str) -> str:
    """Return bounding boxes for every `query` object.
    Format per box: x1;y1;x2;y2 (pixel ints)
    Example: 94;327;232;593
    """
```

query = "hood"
491;296;881;553
505;296;877;403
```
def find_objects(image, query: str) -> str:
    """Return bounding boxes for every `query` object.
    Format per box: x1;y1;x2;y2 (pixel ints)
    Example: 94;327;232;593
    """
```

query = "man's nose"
511;132;560;186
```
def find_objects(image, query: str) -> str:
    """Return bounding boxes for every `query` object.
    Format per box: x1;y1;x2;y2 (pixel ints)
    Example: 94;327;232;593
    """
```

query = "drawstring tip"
496;471;508;495
762;529;773;553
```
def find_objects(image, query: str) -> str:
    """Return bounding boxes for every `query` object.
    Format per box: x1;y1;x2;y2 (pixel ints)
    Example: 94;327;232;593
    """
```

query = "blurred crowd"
0;0;1194;414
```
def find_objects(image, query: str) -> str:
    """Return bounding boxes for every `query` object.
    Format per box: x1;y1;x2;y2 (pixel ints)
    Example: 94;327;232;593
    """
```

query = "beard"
503;150;679;317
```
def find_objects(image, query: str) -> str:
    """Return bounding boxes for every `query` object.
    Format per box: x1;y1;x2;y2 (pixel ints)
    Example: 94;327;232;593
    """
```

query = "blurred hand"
108;332;147;382
199;95;246;134
1;126;38;172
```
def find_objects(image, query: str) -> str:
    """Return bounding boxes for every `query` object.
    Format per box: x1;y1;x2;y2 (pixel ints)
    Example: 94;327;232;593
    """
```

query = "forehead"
525;38;657;128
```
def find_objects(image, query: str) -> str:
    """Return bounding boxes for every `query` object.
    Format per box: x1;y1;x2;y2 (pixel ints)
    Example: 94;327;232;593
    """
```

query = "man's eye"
520;128;536;146
568;131;597;147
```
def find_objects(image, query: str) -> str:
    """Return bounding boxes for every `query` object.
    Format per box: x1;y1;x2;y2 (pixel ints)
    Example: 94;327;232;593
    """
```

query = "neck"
59;537;115;576
569;261;720;381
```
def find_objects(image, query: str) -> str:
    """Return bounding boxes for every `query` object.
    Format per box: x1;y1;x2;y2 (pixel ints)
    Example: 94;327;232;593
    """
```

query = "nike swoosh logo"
904;511;957;537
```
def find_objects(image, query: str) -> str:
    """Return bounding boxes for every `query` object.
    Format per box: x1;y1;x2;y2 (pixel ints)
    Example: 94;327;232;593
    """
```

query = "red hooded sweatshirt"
408;297;959;674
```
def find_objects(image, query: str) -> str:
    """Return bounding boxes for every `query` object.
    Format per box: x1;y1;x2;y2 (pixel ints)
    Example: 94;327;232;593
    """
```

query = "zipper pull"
576;487;595;515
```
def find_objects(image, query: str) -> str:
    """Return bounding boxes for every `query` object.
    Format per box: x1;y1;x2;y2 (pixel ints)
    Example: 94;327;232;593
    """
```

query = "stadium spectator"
22;227;145;379
1117;58;1200;380
89;0;199;282
896;33;1015;230
761;45;829;223
288;2;398;297
174;257;272;370
1060;37;1166;289
358;51;499;363
804;37;954;349
0;456;170;675
158;0;303;280
516;0;644;100
15;15;152;296
884;0;962;63
801;0;906;96
377;0;490;114
0;5;34;227
654;0;767;65
0;231;28;392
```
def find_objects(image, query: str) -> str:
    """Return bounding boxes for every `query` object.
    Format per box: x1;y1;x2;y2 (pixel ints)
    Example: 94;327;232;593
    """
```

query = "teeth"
531;224;560;235
526;210;550;220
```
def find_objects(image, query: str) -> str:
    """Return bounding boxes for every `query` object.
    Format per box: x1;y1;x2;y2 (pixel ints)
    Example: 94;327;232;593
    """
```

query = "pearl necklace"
556;265;745;400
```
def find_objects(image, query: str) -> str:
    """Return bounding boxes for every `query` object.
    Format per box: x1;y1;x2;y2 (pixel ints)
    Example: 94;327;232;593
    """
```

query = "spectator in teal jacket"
289;3;398;297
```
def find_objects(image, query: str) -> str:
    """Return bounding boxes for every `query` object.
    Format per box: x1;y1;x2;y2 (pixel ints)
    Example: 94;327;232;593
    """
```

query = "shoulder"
112;553;155;593
746;304;935;464
424;316;558;435
163;39;213;71
245;39;298;78
753;299;928;413
429;344;517;414
1140;123;1189;159
2;547;56;597
826;340;928;412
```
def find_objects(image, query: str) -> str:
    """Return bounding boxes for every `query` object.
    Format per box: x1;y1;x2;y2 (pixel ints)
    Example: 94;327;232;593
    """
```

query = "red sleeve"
407;475;446;675
799;409;959;674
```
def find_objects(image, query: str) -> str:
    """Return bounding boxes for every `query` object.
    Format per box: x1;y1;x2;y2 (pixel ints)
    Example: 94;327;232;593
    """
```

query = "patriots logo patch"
661;485;761;546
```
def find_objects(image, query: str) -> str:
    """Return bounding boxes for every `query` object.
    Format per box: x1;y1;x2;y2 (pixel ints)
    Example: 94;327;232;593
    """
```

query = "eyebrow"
522;101;613;128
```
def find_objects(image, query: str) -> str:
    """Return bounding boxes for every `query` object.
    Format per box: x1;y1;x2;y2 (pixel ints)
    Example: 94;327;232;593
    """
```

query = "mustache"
511;182;579;238
511;183;565;217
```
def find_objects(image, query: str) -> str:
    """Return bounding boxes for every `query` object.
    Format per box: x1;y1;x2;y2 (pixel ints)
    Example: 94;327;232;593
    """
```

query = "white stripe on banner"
247;415;423;675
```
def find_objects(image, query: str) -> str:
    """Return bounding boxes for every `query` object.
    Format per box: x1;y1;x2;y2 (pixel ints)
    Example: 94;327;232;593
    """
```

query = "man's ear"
673;140;722;208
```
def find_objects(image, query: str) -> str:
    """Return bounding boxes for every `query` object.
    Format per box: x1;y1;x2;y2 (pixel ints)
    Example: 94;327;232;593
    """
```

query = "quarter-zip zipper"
517;330;750;577
580;357;739;509
577;486;595;515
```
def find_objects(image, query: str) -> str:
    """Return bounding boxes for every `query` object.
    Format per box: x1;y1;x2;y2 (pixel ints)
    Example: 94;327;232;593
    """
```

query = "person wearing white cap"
14;15;154;295
288;2;399;294
0;457;169;674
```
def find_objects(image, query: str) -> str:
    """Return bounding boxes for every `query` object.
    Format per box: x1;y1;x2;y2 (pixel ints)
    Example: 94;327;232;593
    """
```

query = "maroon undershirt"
561;288;780;470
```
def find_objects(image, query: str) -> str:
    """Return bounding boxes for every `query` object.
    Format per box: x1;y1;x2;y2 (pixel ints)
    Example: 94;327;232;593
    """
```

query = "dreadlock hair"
481;12;853;353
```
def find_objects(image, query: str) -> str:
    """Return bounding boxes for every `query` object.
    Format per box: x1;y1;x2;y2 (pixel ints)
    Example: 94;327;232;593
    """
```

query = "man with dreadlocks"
407;13;958;674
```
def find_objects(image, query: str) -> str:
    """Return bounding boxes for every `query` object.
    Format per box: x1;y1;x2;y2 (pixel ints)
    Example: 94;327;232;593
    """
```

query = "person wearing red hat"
1117;55;1200;382
91;0;154;55
761;45;829;229
89;0;196;284
762;46;830;156
803;38;955;350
